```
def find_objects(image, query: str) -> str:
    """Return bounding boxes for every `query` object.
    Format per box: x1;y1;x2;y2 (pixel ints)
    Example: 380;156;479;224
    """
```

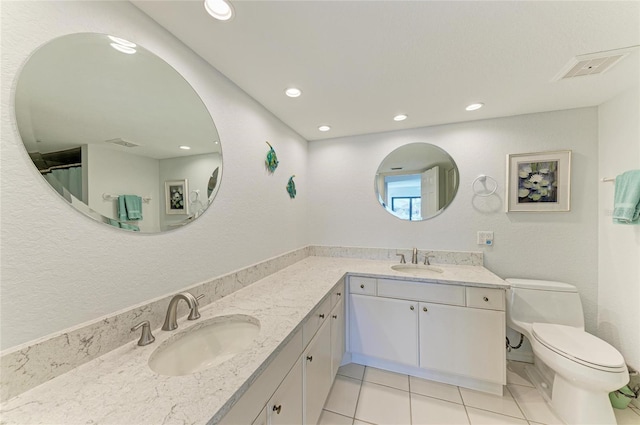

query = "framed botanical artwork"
506;150;571;212
165;179;189;215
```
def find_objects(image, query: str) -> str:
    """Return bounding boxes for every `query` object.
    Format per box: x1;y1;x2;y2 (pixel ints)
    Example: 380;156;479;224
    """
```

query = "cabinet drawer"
349;276;376;296
466;287;505;311
377;279;465;306
303;296;331;347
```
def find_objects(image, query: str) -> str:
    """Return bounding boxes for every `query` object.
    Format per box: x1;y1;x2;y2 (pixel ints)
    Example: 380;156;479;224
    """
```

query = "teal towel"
118;195;143;221
117;196;127;221
613;170;640;224
119;222;140;232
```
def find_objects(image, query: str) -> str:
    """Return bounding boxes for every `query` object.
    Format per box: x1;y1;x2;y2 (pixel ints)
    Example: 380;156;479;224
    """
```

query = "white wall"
0;1;308;350
597;85;640;371
86;144;161;232
308;108;601;332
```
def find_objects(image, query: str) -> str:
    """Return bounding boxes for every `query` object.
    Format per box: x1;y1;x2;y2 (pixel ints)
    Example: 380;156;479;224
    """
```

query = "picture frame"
165;179;189;215
506;150;571;212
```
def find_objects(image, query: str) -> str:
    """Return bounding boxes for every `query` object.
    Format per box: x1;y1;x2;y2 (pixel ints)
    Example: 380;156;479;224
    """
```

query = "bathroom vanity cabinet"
348;275;506;395
0;256;510;425
220;284;345;425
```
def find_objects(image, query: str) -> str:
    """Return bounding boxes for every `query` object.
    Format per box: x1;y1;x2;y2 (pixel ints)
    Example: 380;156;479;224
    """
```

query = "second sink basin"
391;264;444;276
148;314;260;376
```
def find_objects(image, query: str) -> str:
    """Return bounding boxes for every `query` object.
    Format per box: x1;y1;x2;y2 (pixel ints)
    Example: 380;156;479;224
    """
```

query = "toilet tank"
506;278;585;330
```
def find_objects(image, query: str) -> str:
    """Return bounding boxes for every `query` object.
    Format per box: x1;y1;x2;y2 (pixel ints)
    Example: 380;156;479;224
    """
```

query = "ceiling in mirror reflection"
375;143;459;222
15;33;222;233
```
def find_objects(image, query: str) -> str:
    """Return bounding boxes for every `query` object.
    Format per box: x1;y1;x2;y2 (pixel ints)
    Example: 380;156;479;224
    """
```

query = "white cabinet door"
304;319;332;425
252;406;267;425
330;298;345;379
268;357;303;425
419;303;505;384
349;294;419;367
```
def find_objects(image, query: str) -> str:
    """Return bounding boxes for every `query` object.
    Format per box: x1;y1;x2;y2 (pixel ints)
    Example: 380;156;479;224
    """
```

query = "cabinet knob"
483;296;489;302
360;284;365;289
337;292;342;296
410;305;415;310
332;314;338;319
319;314;325;319
272;404;282;414
306;355;313;362
423;307;428;312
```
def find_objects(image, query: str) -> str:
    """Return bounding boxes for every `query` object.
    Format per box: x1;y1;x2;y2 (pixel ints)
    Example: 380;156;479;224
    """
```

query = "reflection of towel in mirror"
613;170;640;224
118;195;143;221
108;218;140;232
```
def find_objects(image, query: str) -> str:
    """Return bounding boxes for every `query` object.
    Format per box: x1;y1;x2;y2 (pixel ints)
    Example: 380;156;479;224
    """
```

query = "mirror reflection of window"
385;174;423;221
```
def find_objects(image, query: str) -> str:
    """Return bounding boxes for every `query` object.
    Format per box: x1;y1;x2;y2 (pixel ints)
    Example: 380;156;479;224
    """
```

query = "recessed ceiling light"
204;0;234;21
318;125;331;132
108;36;136;48
110;43;136;54
285;88;302;98
465;103;484;111
179;145;191;150
393;114;408;121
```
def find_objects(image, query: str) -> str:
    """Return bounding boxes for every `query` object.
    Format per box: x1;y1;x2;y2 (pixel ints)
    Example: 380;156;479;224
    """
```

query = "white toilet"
505;278;628;425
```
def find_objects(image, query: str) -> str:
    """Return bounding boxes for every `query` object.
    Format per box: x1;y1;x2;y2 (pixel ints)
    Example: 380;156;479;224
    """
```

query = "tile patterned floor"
318;361;640;425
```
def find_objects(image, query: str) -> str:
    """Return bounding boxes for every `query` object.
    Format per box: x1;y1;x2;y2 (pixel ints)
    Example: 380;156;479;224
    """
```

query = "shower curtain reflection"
43;166;82;201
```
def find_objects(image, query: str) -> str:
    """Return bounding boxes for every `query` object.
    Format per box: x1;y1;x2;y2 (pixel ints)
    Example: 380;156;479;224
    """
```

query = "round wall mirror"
375;143;459;221
14;33;222;233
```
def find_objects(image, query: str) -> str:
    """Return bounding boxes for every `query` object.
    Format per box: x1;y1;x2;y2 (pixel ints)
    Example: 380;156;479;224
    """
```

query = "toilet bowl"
506;278;628;425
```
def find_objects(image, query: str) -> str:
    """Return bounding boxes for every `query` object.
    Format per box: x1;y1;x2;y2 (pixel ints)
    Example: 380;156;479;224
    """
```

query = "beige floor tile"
506;361;534;387
363;367;409;391
460;387;524;419
409;376;462;404
337;363;366;381
353;421;376;425
324;375;362;418
614;407;640;425
410;393;470;425
507;384;563;424
355;381;411;425
466;407;529;425
317;409;354;425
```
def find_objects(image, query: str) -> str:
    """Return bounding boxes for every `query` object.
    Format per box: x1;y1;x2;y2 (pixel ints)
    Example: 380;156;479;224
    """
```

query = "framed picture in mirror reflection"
165;179;189;215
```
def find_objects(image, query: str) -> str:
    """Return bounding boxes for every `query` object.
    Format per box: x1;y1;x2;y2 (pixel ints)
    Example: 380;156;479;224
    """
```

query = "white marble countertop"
0;256;507;425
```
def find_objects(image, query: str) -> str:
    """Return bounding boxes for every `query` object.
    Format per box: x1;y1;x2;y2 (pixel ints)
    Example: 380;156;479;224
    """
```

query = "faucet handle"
187;293;202;321
131;320;155;346
396;253;406;264
423;253;436;265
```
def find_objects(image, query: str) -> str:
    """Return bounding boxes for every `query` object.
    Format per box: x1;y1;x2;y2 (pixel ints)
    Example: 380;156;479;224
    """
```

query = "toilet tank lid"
505;278;577;292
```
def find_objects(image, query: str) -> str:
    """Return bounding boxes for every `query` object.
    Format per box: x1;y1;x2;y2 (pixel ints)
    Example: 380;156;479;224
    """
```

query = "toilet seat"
532;323;626;372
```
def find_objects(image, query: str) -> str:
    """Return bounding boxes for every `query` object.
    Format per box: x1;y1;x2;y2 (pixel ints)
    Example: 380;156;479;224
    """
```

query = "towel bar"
102;193;152;202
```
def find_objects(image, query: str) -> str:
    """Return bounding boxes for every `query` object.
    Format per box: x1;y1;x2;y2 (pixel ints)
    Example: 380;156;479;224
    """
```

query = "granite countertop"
0;256;507;424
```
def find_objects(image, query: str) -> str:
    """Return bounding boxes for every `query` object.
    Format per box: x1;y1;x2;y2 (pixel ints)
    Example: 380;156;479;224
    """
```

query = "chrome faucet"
411;248;419;264
162;292;201;331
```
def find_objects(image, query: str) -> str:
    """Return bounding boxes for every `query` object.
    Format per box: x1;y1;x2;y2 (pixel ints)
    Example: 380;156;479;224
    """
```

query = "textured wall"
308;108;600;332
597;86;640;371
0;1;308;350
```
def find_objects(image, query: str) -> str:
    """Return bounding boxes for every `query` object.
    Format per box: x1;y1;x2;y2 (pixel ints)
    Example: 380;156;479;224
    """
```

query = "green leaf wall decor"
265;141;279;173
286;175;297;199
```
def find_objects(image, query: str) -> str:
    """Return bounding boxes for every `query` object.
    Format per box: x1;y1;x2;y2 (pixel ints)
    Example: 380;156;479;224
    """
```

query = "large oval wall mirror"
14;33;222;233
375;143;459;221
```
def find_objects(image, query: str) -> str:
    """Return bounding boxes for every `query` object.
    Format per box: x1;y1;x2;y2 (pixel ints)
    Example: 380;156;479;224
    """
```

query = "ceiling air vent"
553;46;638;81
105;138;139;148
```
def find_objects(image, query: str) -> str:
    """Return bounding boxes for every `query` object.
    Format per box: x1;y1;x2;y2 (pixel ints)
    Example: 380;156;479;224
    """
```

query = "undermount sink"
148;314;260;376
391;264;444;276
